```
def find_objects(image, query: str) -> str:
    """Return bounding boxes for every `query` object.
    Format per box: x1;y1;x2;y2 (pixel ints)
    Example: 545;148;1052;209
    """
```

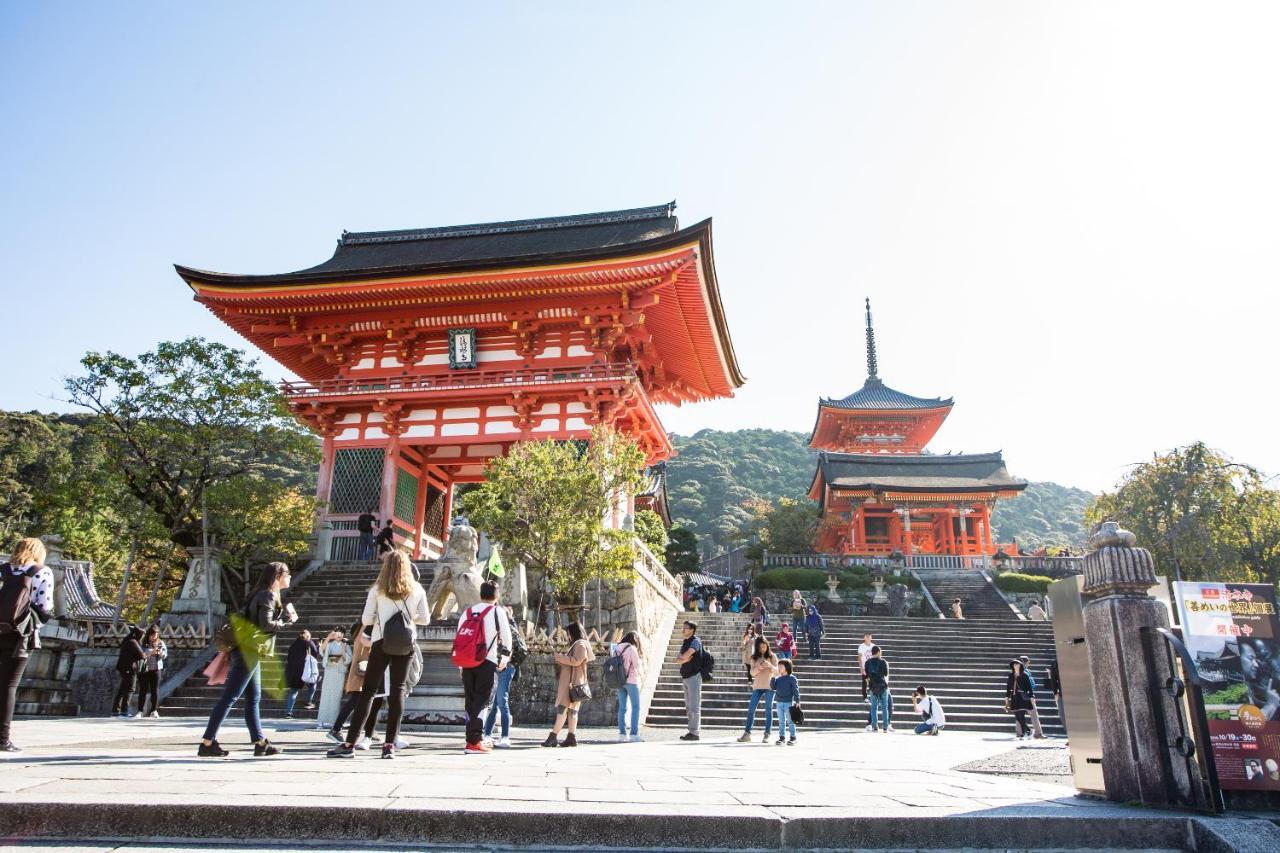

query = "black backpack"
699;647;716;682
0;564;38;636
382;598;417;656
509;624;528;667
867;658;887;694
604;647;628;690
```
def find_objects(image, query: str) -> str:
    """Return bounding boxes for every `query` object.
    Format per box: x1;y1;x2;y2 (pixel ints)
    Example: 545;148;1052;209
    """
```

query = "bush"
994;572;1053;593
753;568;828;590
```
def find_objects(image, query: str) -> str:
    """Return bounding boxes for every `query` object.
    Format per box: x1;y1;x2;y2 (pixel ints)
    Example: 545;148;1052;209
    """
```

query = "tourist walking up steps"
327;552;430;760
136;624;167;718
198;562;297;757
911;685;945;735
113;626;144;717
790;590;806;638
1019;655;1046;739
484;605;523;748
1006;658;1035;740
804;605;825;659
315;628;350;731
864;645;892;732
676;621;703;741
283;629;322;718
612;631;644;742
772;658;800;745
542;621;594;748
457;581;511;755
0;538;54;753
857;633;875;699
356;510;377;561
738;637;778;743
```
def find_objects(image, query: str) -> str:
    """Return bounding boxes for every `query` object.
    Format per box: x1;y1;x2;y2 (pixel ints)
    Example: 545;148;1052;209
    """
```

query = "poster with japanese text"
1175;582;1280;790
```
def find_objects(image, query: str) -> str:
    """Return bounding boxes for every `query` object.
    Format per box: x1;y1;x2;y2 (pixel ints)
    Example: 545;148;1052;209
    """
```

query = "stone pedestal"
1081;522;1206;807
824;577;842;602
163;548;226;633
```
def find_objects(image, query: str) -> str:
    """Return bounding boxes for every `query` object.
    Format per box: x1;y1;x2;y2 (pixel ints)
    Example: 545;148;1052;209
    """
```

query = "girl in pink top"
613;631;644;741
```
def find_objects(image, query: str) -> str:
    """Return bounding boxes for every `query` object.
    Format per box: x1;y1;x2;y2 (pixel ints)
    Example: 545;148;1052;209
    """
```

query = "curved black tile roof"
821;378;952;411
815;451;1027;493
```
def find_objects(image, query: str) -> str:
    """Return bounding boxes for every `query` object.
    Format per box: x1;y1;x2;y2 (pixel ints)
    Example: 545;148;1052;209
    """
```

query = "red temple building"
177;203;743;559
808;301;1025;558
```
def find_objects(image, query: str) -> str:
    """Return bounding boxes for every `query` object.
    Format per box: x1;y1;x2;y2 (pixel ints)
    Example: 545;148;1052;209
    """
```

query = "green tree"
1085;442;1275;583
665;525;699;574
732;495;820;557
460;426;647;604
63;338;318;544
633;508;668;565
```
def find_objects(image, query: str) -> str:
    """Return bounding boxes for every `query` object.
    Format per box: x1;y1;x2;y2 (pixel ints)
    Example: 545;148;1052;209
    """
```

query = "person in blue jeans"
864;645;892;732
484;606;519;747
737;637;778;743
772;658;800;744
198;562;297;757
612;631;644;742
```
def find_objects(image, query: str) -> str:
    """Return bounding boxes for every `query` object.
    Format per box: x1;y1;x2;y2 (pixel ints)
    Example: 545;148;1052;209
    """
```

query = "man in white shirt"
857;633;875;699
911;685;946;735
459;581;511;754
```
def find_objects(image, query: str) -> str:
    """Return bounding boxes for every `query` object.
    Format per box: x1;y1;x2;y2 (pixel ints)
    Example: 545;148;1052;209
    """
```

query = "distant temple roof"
814;451;1028;494
818;299;951;412
175;203;683;286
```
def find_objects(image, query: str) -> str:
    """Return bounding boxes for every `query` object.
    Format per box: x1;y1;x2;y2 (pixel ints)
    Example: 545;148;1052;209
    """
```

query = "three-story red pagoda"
177;203;743;559
808;301;1025;557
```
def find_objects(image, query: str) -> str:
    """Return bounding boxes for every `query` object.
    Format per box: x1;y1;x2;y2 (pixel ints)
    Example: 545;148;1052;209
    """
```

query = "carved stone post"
1081;521;1204;805
163;546;226;634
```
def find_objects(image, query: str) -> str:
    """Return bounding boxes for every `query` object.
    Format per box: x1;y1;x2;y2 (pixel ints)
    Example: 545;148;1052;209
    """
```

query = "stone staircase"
160;561;427;720
646;613;1061;734
918;570;1018;619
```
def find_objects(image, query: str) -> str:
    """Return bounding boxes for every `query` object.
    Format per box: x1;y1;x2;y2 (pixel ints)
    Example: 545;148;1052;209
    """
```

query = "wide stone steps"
646;613;1060;733
917;571;1016;619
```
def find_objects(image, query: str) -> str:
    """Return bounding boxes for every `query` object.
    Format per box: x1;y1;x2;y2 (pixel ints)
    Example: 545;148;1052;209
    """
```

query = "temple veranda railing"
760;551;1085;573
281;362;639;401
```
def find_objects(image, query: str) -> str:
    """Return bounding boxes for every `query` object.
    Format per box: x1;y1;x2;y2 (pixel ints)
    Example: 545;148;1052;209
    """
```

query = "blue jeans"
791;616;804;637
868;690;890;730
745;688;774;734
202;650;264;743
483;664;516;738
778;650;792;660
284;682;317;715
617;683;641;736
357;531;375;560
775;700;796;739
914;721;938;734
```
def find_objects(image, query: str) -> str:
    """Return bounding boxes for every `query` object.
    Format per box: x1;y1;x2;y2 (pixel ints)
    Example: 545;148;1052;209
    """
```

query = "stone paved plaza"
5;717;1274;850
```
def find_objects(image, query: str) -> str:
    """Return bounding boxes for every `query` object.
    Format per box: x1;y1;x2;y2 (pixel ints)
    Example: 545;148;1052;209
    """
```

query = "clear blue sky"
3;2;1277;492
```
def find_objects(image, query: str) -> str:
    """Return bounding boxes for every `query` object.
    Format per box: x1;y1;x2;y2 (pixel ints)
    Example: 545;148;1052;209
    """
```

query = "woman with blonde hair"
0;538;53;752
327;550;430;760
198;561;297;758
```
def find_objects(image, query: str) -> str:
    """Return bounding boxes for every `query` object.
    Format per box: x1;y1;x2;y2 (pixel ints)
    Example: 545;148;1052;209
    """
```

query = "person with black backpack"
112;625;145;717
609;631;644;742
483;605;523;749
198;562;297;758
864;645;892;732
0;538;54;753
327;551;430;760
675;620;705;741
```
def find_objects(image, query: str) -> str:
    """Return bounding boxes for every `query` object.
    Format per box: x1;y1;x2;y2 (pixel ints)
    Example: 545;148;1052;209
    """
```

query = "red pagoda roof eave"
805;401;954;447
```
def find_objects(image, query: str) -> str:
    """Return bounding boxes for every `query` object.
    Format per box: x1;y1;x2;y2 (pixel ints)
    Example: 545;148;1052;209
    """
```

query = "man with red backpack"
1;538;55;753
454;580;511;754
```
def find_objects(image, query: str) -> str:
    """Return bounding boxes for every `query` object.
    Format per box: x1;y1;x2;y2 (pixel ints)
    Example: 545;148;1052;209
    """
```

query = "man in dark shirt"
357;511;377;561
676;621;703;741
374;522;395;556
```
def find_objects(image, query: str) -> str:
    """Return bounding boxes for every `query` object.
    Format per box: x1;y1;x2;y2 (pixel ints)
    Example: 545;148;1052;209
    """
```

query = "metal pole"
112;537;138;628
202;491;212;635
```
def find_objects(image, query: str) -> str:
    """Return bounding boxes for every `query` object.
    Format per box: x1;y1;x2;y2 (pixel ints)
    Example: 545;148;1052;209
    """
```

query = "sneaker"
629;734;643;743
761;732;771;743
497;736;512;748
253;739;281;757
197;740;229;758
325;730;342;744
560;733;577;748
541;732;559;748
775;737;785;745
0;742;19;753
788;737;796;745
147;711;159;719
284;714;294;720
679;732;699;741
737;731;752;743
381;743;395;759
617;732;628;742
465;741;490;755
1033;734;1046;740
326;743;355;759
355;736;372;750
885;725;895;733
306;704;317;710
929;728;940;736
394;736;409;750
865;725;875;732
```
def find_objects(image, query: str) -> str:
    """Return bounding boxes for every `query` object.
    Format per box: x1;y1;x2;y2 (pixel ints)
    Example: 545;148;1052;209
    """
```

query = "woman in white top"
1;538;54;753
327;551;430;759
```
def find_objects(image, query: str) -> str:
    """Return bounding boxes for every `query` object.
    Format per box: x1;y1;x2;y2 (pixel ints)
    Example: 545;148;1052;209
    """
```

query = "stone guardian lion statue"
425;523;485;620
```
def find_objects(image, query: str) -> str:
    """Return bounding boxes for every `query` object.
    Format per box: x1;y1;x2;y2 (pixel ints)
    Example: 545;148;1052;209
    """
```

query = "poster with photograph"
1175;582;1280;790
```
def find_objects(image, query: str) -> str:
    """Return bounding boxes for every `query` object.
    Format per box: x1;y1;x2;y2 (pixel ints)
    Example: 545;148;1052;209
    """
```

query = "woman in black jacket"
197;562;297;757
1005;658;1035;740
112;626;144;717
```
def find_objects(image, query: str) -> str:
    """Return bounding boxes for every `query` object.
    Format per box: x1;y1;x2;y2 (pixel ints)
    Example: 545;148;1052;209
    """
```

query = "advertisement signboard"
1175;581;1280;790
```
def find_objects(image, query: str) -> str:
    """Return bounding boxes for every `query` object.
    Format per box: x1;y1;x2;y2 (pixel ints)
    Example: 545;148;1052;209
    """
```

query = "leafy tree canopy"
633;508;668;565
664;525;699;575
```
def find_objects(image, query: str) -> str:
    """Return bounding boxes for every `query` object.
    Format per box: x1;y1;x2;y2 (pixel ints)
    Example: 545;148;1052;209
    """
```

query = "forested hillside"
666;428;1091;554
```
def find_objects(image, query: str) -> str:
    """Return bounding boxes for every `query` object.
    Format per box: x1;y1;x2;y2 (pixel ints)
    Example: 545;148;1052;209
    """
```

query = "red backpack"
451;605;495;669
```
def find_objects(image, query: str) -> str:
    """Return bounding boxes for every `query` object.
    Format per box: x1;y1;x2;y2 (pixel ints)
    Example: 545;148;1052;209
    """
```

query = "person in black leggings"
136;624;167;717
113;626;144;716
0;538;55;752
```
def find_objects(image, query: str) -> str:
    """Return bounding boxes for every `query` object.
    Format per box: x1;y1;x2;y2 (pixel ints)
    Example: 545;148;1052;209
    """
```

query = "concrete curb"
2;800;1275;850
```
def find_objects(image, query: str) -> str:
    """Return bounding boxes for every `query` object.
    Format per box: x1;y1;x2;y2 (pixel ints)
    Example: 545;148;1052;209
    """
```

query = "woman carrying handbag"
1005;658;1035;740
542;622;595;748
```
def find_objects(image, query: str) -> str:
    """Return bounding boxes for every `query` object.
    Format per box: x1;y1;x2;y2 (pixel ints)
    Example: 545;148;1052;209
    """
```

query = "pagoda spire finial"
865;297;880;382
